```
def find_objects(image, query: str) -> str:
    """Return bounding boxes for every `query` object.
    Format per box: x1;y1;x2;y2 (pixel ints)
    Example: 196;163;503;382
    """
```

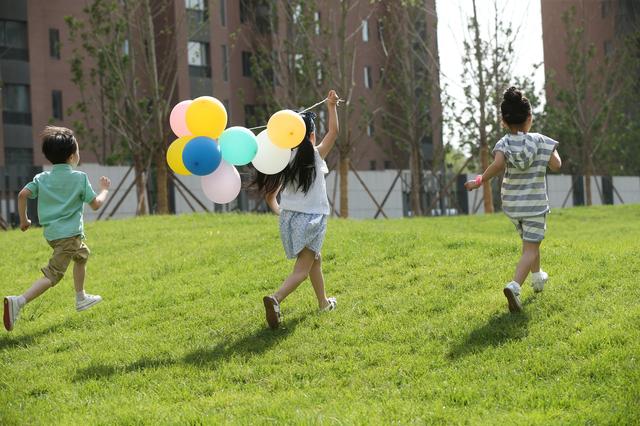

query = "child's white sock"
17;296;26;308
76;291;86;302
506;281;521;295
531;271;543;281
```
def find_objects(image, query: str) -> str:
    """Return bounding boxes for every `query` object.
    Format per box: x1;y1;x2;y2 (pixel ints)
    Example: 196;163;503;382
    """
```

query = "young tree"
543;7;640;204
240;0;381;218
448;0;526;214
66;0;185;215
377;1;441;216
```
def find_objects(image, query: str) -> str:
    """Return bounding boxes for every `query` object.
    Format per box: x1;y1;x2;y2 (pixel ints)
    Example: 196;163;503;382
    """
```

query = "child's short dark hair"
501;86;531;125
41;126;78;164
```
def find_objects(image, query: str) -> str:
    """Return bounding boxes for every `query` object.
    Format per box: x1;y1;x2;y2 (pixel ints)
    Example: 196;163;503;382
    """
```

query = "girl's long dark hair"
253;111;317;195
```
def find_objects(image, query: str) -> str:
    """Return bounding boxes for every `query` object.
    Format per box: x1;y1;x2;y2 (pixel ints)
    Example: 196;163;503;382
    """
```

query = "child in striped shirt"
465;86;562;313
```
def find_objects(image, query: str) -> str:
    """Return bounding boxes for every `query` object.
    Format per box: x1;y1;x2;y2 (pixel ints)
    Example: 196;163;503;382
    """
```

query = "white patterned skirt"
279;209;328;259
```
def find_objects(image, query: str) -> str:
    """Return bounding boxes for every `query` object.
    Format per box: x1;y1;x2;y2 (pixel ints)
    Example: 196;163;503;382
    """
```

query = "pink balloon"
170;100;192;137
201;160;241;204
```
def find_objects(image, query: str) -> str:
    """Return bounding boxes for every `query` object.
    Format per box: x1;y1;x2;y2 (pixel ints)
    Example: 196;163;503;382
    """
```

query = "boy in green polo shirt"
3;126;111;331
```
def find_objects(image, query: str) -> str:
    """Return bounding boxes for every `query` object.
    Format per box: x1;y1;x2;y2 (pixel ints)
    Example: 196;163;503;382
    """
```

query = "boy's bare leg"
73;261;86;294
22;277;53;303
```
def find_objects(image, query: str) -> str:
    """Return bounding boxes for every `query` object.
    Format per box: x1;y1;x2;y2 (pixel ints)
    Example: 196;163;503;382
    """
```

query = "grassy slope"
0;206;639;424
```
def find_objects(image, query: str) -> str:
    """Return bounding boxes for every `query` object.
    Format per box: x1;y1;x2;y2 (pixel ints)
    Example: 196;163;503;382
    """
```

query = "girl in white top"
254;90;339;329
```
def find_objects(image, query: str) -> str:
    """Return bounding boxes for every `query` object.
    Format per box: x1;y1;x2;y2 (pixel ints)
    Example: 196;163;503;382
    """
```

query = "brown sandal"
263;296;281;329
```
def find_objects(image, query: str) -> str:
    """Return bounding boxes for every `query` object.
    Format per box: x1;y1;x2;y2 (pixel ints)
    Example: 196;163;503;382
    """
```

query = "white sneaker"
319;297;337;312
503;282;522;313
76;294;103;312
532;270;549;293
3;296;21;331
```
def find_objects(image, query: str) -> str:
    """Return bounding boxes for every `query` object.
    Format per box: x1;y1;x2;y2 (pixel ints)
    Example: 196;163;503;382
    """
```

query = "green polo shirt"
24;164;97;242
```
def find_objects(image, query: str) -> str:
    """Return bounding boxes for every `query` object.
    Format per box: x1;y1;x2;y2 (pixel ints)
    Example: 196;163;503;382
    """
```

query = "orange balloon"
267;109;306;149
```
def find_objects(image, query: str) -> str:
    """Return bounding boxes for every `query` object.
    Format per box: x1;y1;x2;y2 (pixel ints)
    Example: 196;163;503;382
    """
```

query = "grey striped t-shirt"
493;132;559;219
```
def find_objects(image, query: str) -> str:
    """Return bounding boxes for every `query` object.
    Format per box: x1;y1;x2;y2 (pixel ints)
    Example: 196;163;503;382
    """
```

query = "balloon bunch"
167;96;309;204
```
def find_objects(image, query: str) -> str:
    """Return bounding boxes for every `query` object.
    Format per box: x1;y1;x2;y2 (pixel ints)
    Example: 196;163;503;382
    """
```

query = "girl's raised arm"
317;90;340;159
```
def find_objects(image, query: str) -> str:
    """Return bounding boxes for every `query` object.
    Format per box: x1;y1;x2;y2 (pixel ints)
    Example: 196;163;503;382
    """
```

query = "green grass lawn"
1;205;639;424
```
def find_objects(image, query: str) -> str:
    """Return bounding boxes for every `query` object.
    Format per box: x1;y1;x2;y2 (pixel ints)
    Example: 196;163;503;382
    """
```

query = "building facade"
0;0;442;222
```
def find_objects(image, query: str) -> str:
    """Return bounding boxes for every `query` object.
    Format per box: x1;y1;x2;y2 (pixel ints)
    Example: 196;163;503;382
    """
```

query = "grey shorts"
509;215;547;243
279;210;328;259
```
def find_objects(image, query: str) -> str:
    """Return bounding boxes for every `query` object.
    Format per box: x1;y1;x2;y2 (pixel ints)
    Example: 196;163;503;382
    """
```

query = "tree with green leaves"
543;6;640;204
66;0;186;215
447;0;534;213
376;0;441;216
240;0;381;218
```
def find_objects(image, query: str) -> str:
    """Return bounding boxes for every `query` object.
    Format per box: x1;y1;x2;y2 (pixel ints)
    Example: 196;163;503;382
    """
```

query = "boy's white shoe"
503;282;523;313
76;294;102;312
532;270;549;293
3;296;21;331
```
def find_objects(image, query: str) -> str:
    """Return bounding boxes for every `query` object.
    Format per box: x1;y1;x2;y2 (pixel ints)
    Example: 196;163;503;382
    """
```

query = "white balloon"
252;130;292;175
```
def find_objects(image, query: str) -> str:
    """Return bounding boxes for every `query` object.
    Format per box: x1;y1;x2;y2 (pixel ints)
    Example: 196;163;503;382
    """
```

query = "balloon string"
247;98;343;131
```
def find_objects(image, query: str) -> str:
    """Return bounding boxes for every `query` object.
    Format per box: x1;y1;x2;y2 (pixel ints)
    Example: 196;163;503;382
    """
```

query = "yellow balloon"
166;136;192;175
185;96;227;138
267;109;306;149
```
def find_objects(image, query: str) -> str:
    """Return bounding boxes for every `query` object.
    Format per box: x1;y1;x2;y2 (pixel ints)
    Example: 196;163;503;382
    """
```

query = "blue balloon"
182;136;221;176
219;126;258;166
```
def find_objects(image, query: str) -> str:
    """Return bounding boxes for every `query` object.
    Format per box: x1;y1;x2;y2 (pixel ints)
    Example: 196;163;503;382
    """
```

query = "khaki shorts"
509;215;547;243
41;236;90;286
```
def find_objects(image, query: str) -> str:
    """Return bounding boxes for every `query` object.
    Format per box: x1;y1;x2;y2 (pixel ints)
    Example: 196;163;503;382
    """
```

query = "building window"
49;28;60;59
316;61;323;84
384;160;392;170
0;20;29;61
221;44;229;82
314;11;321;35
240;0;249;23
604;40;613;56
601;0;611;18
223;99;230;121
186;0;208;22
242;51;252;77
319;110;326;134
367;123;374;137
220;0;227;26
52;90;63;120
362;19;369;42
364;66;372;89
188;41;211;77
2;84;31;125
370;160;377;170
292;4;302;24
244;104;256;127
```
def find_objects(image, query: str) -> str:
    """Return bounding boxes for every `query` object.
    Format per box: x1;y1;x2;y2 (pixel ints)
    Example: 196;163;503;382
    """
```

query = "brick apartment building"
0;0;441;221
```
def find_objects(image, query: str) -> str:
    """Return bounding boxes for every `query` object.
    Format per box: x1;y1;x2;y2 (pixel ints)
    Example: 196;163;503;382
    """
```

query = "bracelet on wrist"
475;175;483;186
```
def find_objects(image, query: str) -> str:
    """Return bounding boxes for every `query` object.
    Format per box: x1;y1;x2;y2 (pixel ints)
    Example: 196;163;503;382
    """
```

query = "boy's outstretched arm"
18;188;32;231
317;90;340;159
89;176;111;211
464;152;506;191
548;149;562;172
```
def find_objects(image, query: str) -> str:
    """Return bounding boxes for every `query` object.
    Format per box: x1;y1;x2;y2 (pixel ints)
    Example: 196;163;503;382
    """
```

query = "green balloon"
219;127;258;166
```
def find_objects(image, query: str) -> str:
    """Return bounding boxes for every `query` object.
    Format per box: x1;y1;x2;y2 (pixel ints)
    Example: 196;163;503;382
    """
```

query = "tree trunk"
339;155;349;218
410;142;423;216
134;155;148;216
472;0;494;214
155;151;169;214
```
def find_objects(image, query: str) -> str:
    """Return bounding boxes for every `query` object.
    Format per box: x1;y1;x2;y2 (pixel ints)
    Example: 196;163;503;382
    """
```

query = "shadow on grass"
448;296;536;359
0;320;69;351
73;315;306;381
182;315;305;367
